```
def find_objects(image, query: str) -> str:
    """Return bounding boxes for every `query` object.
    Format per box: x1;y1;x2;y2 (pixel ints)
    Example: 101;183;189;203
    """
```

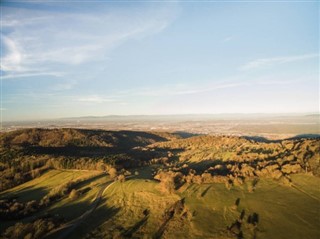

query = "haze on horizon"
0;1;319;121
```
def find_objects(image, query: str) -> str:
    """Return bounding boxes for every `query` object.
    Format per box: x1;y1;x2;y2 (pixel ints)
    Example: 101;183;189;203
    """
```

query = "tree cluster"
1;216;63;239
0;150;49;192
154;170;184;193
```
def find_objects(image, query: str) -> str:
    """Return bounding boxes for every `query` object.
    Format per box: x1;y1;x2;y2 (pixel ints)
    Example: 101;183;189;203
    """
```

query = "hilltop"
0;128;180;148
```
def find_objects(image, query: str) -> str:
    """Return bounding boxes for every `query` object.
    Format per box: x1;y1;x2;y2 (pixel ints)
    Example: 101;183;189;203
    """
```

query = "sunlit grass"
0;170;99;202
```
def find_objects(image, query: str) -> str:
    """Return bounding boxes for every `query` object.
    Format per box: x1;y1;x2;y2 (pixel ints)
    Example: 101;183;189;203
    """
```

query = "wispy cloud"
115;81;248;98
240;53;318;70
1;71;64;80
0;36;24;72
115;74;306;99
77;95;117;103
1;4;178;79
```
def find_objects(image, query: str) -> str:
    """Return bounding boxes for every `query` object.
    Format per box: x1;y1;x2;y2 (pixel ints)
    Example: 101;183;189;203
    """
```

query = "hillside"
149;135;320;176
0;128;179;148
0;128;319;239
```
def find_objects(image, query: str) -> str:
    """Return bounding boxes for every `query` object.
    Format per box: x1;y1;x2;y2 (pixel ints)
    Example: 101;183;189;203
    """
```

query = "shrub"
281;163;302;174
69;189;79;200
108;167;118;179
2;217;62;239
117;174;126;182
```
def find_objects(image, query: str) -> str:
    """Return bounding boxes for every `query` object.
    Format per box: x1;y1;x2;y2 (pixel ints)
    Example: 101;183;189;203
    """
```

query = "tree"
154;171;184;193
118;174;125;182
31;168;40;179
69;189;79;200
108;167;118;180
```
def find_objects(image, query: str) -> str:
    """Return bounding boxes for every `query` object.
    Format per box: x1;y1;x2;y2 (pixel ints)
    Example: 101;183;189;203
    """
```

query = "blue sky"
0;1;319;121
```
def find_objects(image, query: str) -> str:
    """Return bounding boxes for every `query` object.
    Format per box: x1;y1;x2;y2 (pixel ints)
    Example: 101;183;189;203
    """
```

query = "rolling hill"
0;128;319;239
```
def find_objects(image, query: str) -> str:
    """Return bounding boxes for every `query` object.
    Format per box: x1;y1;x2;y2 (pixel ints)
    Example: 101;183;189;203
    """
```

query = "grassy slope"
69;176;180;238
1;128;319;238
0;170;99;202
69;172;319;239
1;169;319;238
0;170;111;232
178;175;320;239
47;171;110;220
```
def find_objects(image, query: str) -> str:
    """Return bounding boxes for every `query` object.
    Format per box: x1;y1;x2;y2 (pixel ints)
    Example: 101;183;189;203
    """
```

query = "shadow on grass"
173;131;203;139
122;215;149;238
244;134;320;143
243;136;281;143
153;199;184;239
201;186;212;197
130;166;158;180
25;146;120;158
45;196;120;239
68;198;120;239
153;212;173;239
185;159;231;176
23;144;172;169
48;196;94;221
73;173;107;189
13;129;173;158
1;192;97;235
287;134;320;140
0;185;49;203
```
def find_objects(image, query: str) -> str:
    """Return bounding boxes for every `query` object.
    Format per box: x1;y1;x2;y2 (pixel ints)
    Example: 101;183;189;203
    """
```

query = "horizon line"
2;112;319;123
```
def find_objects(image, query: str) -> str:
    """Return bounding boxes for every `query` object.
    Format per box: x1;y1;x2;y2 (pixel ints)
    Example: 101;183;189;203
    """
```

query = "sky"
0;1;319;121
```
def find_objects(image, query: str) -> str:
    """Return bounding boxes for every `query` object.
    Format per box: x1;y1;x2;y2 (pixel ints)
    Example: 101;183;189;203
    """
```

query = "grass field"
0;169;111;232
177;176;320;239
66;172;319;239
47;171;110;220
0;170;100;202
69;177;180;239
1;168;319;238
0;128;319;238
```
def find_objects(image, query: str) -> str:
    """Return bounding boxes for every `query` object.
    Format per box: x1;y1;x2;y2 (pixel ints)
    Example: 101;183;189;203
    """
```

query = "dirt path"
44;178;115;239
291;184;320;202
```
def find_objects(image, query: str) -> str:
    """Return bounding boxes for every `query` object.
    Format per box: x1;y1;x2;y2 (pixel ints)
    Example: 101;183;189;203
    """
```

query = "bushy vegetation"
0;129;171;193
0;128;176;148
150;135;320;191
154;170;184;193
0;150;49;192
1;129;318;195
1;216;63;239
0;152;115;193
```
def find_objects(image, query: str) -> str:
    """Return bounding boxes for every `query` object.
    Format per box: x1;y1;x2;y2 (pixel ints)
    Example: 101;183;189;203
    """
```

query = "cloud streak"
240;53;318;70
1;4;178;79
139;82;247;97
77;95;117;104
0;36;24;72
1;71;64;80
115;75;306;99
